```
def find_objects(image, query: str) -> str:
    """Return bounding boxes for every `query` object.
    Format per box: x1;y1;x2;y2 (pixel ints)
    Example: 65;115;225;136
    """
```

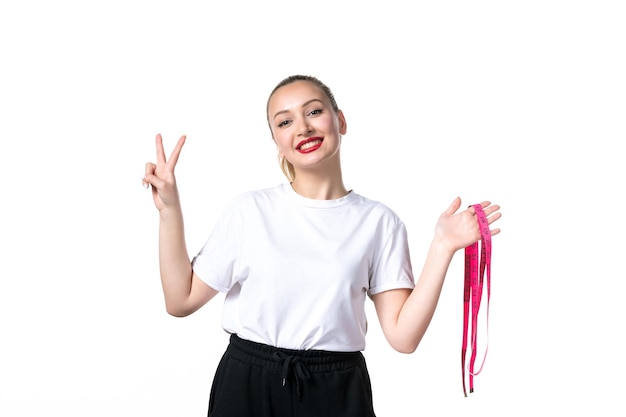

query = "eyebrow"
272;98;324;121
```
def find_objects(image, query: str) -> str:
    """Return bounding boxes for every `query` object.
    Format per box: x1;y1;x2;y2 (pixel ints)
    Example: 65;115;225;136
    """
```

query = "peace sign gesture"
143;134;186;211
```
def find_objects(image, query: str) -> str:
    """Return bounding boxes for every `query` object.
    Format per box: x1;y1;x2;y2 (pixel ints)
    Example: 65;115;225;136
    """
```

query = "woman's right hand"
143;134;186;212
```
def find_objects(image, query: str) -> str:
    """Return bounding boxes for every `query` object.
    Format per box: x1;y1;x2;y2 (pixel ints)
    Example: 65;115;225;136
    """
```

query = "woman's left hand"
435;197;501;253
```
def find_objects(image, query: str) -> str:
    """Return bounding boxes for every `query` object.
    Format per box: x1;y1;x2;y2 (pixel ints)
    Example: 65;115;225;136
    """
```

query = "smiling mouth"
297;137;323;153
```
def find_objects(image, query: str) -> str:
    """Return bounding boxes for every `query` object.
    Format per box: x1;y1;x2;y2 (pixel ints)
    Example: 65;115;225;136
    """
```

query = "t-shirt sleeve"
191;198;243;293
368;221;415;296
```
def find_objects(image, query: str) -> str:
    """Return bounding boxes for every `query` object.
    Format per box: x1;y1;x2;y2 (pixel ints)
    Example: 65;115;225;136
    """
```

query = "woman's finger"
166;135;187;169
143;162;156;188
443;196;461;216
482;204;501;219
155;133;167;165
478;201;492;210
143;172;165;190
145;161;156;177
487;212;502;225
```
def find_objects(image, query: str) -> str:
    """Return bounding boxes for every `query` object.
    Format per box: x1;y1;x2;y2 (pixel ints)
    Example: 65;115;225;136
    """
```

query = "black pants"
208;334;377;417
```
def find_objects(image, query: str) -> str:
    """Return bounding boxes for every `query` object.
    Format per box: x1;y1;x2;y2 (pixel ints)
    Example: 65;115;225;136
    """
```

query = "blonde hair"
279;156;296;182
267;75;340;182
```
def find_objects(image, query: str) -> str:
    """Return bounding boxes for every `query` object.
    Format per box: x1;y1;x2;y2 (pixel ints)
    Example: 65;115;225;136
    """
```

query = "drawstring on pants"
273;351;311;399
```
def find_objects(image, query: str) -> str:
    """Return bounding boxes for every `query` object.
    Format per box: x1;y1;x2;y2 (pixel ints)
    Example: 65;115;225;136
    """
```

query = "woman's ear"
337;110;347;135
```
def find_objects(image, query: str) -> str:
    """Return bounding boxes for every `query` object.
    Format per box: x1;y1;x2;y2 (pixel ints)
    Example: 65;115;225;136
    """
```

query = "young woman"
143;74;502;416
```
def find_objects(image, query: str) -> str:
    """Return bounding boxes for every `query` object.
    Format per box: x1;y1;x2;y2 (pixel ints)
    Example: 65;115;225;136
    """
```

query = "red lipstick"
296;137;323;153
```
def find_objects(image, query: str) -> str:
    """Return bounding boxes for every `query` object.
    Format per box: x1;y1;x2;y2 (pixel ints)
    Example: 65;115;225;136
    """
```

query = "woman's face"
267;81;346;174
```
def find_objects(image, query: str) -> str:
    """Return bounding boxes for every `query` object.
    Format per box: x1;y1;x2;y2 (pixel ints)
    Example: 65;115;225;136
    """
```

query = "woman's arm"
144;134;218;317
372;197;501;353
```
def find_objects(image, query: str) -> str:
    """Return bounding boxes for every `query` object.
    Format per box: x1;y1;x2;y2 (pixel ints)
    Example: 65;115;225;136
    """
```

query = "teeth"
300;139;321;150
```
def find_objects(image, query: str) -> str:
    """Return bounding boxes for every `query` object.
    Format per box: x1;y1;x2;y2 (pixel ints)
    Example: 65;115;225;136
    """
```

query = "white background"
1;1;624;416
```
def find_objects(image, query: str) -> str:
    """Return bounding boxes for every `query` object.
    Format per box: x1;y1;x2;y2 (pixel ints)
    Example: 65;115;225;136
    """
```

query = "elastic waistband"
226;334;364;374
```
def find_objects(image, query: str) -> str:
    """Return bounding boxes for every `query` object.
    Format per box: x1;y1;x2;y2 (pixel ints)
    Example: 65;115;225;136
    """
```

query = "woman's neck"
290;172;348;200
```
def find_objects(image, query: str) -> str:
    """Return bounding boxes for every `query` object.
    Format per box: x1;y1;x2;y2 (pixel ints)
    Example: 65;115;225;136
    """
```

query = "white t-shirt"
192;183;415;351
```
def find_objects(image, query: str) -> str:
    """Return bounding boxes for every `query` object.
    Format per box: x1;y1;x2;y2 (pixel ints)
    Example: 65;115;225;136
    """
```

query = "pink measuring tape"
461;204;492;396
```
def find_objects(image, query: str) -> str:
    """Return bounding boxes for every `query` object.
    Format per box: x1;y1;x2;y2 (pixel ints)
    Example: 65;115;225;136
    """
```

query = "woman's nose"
296;118;313;135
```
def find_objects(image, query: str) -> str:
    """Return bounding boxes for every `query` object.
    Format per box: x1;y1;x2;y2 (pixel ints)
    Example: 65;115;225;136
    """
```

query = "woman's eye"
277;120;291;128
308;109;323;116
